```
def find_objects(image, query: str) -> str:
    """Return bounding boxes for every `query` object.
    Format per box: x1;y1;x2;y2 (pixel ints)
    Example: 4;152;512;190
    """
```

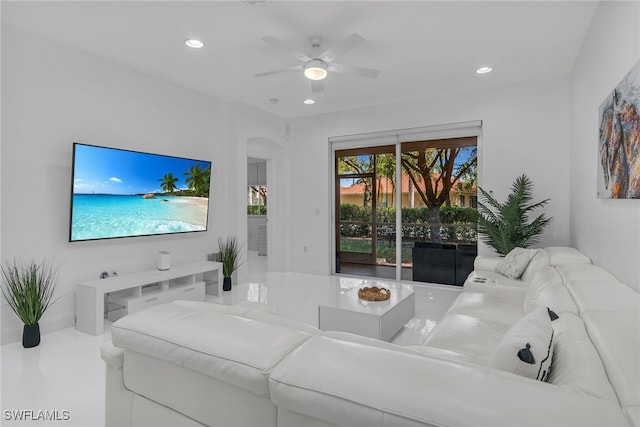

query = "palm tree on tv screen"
159;173;179;193
184;164;211;196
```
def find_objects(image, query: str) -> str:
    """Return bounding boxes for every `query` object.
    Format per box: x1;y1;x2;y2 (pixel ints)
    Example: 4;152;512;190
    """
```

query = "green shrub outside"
247;205;267;215
339;204;478;244
340;204;478;224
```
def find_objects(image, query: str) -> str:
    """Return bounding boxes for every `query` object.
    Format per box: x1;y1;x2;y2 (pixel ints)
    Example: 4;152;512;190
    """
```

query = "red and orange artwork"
598;60;640;199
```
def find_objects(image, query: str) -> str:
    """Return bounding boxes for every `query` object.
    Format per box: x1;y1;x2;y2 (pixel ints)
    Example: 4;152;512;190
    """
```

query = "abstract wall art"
598;60;640;199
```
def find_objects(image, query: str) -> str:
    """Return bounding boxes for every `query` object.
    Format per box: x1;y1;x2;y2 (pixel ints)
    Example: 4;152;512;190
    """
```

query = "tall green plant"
218;237;244;278
477;174;552;255
1;260;59;326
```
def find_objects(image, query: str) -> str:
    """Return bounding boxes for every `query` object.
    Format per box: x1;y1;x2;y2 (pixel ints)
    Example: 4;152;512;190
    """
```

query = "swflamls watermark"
3;409;70;421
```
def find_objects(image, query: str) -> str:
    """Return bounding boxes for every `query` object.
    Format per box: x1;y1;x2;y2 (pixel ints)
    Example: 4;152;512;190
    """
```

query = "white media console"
76;261;223;335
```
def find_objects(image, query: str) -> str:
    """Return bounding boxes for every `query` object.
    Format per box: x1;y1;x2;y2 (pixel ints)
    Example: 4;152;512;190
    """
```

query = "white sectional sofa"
102;247;639;427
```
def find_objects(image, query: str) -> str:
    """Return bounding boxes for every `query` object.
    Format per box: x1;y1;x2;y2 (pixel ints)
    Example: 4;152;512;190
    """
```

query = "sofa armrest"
101;341;124;369
101;342;133;427
474;255;502;272
270;336;627;427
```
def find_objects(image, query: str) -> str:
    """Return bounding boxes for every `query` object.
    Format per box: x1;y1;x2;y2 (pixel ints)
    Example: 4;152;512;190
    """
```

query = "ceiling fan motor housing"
308;35;323;48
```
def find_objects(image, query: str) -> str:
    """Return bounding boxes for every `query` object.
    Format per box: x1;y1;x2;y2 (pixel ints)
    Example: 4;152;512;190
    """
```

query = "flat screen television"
69;143;211;242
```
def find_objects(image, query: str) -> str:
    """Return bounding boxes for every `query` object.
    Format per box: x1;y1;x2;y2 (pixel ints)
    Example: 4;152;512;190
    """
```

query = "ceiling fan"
254;33;381;95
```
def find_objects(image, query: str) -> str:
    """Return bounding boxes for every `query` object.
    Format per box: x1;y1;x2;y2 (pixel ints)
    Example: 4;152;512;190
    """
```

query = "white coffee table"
318;280;415;341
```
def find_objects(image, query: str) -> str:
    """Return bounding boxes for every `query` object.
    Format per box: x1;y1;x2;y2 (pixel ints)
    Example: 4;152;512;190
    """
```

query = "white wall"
569;2;640;291
0;25;282;342
288;79;571;274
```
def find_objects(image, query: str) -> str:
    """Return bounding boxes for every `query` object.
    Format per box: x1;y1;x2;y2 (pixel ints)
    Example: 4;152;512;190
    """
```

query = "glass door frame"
330;120;483;281
335;145;395;267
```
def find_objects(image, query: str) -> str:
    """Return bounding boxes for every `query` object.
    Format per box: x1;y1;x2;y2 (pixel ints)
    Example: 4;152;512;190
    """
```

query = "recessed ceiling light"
303;99;315;105
269;98;279;104
185;39;204;49
476;66;493;74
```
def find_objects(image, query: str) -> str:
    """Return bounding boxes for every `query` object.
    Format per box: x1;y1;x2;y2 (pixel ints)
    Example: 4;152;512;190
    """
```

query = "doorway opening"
247;158;267;279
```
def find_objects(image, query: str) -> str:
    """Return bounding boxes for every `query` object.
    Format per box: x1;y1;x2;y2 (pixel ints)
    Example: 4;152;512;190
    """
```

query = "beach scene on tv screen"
71;144;211;241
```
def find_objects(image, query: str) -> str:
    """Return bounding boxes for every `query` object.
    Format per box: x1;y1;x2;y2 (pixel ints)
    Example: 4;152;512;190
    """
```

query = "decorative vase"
23;323;40;348
223;276;232;292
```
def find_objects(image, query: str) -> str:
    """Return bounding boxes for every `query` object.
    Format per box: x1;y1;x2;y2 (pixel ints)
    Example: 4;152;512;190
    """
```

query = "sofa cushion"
519;249;550;283
524;283;579;317
489;306;554;381
522;266;564;310
522;265;579;317
172;299;248;316
234;300;279;314
556;264;620;284
547;313;618;401
112;303;313;397
581;310;640;412
423;312;514;365
322;331;424;357
565;279;639;314
405;345;477;364
447;285;525;325
244;311;321;335
496;247;539;279
543;246;592;266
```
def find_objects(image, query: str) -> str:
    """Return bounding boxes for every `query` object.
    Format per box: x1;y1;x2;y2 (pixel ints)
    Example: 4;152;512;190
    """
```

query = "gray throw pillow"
496;247;538;279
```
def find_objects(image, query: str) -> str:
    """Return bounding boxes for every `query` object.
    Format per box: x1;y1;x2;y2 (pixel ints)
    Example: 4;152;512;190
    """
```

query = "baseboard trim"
1;313;76;346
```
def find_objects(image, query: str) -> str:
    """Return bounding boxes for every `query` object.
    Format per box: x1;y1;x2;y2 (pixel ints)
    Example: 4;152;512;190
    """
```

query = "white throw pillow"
489;306;554;381
496;247;538;279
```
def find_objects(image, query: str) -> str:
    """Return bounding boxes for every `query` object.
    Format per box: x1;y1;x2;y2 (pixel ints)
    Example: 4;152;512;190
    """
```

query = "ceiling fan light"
304;60;328;80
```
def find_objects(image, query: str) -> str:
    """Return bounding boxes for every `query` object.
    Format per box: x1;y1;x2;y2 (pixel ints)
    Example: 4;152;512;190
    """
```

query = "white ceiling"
1;1;598;119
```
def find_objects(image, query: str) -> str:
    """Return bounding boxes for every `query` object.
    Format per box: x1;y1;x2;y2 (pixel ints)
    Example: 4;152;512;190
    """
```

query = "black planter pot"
23;323;41;348
223;276;232;292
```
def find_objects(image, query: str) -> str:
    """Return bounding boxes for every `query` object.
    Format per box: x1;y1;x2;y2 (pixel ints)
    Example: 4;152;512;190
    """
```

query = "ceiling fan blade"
319;33;366;63
254;65;302;78
328;63;381;78
311;80;324;94
261;36;312;62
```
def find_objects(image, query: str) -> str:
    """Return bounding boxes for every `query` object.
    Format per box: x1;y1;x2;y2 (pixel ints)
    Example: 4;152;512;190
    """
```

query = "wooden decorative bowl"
358;286;391;301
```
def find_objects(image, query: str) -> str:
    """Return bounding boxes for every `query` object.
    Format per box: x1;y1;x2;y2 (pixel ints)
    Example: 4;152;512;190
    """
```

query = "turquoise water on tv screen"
70;194;208;241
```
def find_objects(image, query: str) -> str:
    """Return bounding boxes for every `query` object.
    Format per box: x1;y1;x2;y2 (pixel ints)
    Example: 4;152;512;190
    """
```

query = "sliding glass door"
335;146;397;279
333;136;478;283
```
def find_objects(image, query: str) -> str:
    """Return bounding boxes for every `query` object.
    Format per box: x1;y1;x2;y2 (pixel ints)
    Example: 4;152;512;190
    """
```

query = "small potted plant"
217;237;244;291
1;259;59;348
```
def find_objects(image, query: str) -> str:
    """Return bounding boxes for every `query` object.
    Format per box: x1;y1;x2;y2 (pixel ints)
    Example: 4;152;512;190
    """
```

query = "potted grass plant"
1;259;59;348
217;237;244;291
477;174;553;255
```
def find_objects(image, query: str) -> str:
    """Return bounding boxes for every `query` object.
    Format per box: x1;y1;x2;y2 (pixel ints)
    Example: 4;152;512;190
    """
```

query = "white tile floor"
0;251;460;427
